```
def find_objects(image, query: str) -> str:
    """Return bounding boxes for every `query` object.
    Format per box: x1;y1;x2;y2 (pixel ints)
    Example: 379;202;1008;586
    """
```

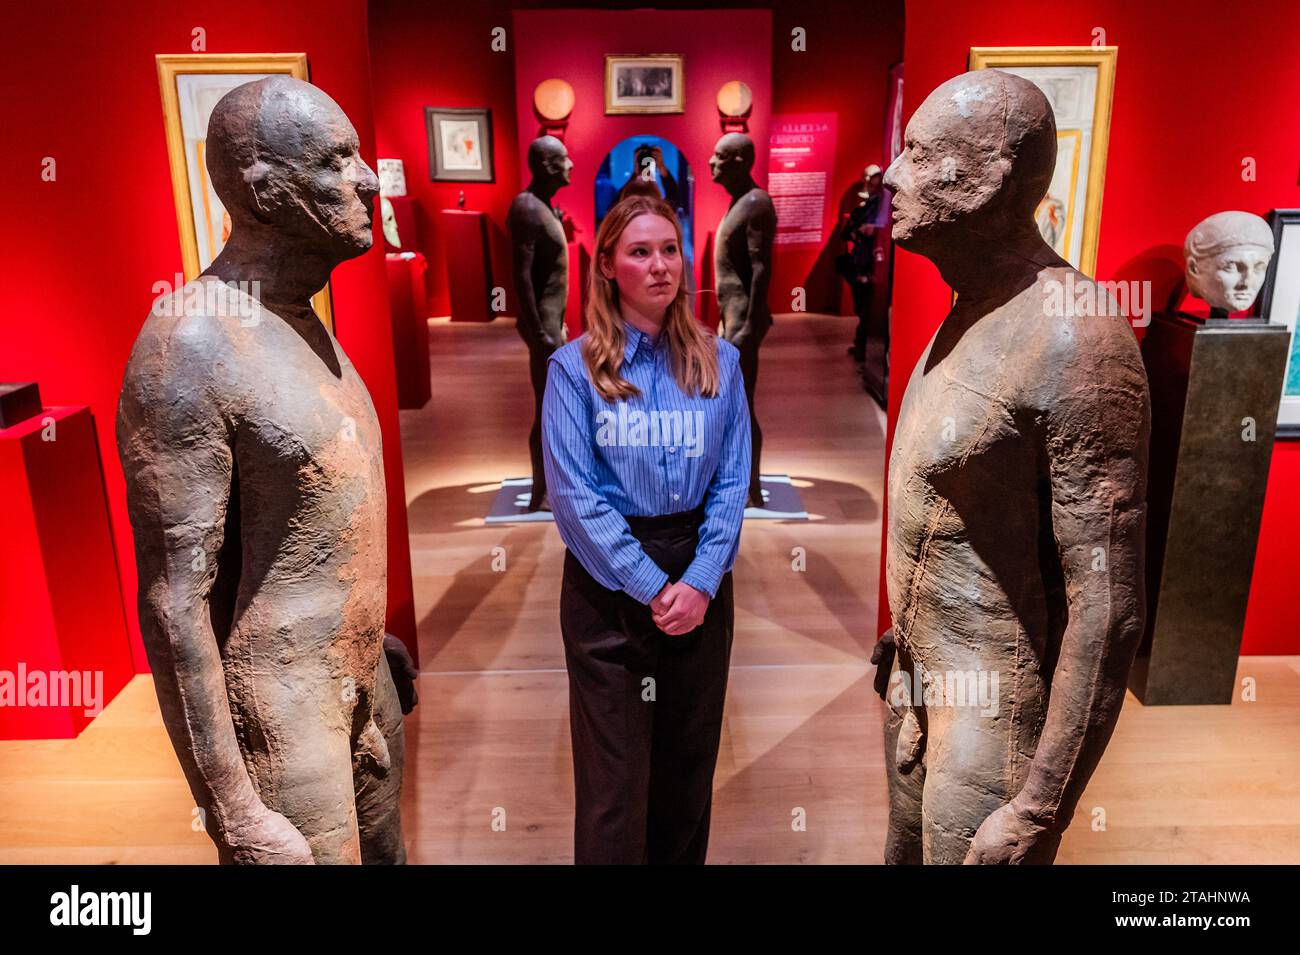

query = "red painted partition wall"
880;0;1300;653
510;8;774;305
1;0;417;666
368;0;524;319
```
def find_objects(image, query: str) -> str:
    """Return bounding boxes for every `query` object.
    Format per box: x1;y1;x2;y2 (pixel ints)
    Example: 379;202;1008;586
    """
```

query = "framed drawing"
156;53;334;331
605;55;684;115
425;107;494;183
1258;209;1300;438
969;46;1117;277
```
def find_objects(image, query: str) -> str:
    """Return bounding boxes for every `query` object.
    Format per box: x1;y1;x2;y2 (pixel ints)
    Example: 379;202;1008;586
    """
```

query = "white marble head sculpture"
1184;211;1275;312
380;196;401;249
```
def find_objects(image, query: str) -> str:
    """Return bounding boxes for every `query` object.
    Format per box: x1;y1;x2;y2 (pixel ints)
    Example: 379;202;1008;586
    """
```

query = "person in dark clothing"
841;164;884;363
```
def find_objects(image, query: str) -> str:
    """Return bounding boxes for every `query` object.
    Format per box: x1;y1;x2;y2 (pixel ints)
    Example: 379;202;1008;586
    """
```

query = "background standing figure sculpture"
508;135;574;511
710;132;775;508
873;69;1150;865
117;76;409;865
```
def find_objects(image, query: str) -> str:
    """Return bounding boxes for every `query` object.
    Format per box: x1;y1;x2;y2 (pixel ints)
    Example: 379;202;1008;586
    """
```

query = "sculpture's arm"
117;339;314;864
730;201;776;349
508;209;559;349
966;347;1150;863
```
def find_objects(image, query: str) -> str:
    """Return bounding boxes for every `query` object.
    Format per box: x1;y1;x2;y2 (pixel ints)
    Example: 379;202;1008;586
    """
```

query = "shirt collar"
622;322;663;365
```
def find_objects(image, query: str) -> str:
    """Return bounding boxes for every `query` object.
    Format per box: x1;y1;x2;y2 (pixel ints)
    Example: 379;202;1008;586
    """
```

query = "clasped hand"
650;581;709;636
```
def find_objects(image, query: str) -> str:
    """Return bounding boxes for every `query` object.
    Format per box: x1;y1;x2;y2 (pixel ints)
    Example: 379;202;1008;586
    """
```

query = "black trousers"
560;507;735;864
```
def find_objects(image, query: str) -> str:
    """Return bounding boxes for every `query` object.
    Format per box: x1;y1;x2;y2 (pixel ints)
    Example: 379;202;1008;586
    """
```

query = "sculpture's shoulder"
507;190;531;218
508;191;548;228
1020;266;1150;424
1034;266;1143;366
127;284;245;378
742;188;776;221
119;282;252;434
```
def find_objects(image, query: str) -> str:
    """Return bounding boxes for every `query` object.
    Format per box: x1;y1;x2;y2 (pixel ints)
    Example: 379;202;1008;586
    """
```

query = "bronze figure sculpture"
117;76;407;864
507;135;573;511
710;132;775;508
875;70;1150;865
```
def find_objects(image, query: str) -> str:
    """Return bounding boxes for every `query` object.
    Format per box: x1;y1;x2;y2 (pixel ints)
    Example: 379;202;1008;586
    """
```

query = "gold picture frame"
605;55;684;115
969;46;1117;277
156;53;335;331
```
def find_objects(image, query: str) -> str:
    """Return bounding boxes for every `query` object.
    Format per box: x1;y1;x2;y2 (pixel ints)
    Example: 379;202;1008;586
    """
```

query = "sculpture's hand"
383;633;419;715
870;628;896;701
963;798;1060;865
223;805;316;865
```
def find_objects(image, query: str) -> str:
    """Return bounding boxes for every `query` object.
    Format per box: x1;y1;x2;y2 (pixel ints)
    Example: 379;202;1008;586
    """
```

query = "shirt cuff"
680;554;725;599
624;554;671;605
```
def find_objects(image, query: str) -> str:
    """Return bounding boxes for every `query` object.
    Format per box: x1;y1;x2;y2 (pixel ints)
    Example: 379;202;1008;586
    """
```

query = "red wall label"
768;112;838;246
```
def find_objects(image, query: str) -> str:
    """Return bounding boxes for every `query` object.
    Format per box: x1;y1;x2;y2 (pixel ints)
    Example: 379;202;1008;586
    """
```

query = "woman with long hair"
541;193;751;864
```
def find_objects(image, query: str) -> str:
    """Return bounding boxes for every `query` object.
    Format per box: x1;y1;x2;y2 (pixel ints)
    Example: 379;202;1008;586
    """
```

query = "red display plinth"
699;231;720;333
439;209;495;322
384;196;421;253
0;406;134;739
385;253;432;410
566;241;589;339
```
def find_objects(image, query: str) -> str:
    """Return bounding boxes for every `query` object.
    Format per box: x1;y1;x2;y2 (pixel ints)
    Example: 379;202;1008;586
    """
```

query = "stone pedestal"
1133;315;1289;704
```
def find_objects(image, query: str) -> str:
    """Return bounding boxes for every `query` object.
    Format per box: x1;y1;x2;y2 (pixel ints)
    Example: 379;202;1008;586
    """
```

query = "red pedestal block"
385;252;432;410
0;406;134;739
384;196;421;253
565;241;590;339
439;209;495;322
699;231;720;333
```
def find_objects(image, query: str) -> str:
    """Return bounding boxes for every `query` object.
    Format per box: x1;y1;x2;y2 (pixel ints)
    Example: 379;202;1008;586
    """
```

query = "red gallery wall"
1;0;417;668
368;0;523;318
510;8;774;307
367;1;902;320
879;0;1300;654
768;1;904;314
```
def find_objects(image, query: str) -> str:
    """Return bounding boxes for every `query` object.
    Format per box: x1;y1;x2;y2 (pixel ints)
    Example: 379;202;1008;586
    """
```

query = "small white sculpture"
1184;211;1275;313
381;196;401;250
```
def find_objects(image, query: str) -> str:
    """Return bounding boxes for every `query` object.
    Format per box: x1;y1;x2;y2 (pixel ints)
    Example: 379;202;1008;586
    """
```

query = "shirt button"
673;493;680;501
668;447;676;454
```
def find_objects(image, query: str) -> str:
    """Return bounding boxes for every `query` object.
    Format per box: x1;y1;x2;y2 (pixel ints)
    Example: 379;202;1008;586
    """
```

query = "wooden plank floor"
3;314;1298;864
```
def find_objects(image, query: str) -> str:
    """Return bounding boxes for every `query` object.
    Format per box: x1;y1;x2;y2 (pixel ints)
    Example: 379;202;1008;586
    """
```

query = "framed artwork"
425;107;494;182
969;46;1117;277
605;55;684;115
1258;209;1300;438
156;53;334;331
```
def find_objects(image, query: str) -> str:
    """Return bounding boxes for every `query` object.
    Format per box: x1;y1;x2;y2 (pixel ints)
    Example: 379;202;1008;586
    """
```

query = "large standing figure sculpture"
874;70;1150;864
117;76;407;865
508;135;573;511
710;133;775;508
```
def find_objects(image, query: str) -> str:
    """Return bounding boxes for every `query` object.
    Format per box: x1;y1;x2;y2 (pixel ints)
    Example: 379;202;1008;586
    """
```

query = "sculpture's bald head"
884;70;1056;253
206;76;379;261
527;135;573;185
709;133;755;186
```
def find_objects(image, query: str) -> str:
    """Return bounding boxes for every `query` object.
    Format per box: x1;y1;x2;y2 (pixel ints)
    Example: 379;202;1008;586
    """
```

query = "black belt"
624;504;706;536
